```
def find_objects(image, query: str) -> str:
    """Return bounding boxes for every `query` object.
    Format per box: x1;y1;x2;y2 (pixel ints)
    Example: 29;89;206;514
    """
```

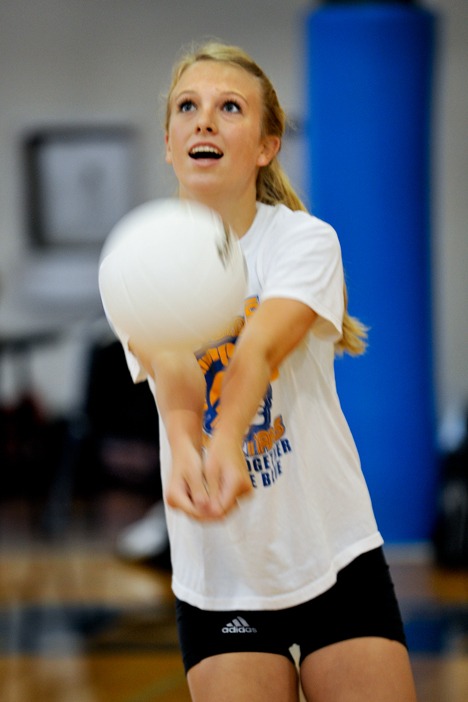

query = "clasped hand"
165;434;253;520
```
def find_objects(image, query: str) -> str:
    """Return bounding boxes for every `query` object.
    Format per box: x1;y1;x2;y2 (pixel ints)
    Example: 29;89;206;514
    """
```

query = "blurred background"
0;0;467;700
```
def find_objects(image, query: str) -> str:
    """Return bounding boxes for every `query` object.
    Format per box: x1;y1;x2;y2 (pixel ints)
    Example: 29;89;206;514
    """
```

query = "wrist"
211;424;245;449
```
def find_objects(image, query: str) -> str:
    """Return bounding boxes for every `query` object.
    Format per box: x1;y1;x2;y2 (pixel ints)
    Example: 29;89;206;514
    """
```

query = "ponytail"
257;159;368;356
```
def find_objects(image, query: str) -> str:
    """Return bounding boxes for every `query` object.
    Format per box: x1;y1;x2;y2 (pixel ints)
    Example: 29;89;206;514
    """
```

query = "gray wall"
0;0;467;442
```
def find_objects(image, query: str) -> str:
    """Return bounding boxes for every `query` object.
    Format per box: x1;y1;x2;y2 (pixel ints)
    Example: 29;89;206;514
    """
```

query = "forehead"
173;60;262;99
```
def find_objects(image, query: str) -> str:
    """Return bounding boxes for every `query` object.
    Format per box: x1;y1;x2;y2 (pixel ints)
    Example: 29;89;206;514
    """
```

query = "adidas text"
222;616;257;634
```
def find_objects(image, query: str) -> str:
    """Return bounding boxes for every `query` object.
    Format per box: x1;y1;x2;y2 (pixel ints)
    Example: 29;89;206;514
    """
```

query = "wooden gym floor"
0;495;467;702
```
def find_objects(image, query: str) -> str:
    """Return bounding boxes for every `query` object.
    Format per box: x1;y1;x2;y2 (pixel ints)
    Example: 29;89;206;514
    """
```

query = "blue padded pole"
305;1;438;541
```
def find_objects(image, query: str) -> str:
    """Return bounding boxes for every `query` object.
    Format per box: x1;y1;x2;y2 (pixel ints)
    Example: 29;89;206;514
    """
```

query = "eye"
222;100;241;114
178;99;196;113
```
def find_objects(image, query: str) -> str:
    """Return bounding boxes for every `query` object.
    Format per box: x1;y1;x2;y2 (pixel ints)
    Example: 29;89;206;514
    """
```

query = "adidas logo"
222;616;257;634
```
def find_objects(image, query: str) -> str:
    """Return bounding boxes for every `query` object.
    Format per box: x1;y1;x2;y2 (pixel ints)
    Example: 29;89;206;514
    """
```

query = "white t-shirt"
114;202;383;611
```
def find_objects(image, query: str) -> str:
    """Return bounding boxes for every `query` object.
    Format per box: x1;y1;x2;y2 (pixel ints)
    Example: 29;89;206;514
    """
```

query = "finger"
167;469;225;521
165;481;199;516
218;468;252;513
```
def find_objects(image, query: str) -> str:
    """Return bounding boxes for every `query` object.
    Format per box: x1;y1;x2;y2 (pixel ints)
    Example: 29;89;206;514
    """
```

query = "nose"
196;107;217;134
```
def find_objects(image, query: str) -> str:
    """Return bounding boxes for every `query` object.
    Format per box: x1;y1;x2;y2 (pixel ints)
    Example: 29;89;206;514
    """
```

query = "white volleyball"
99;199;247;353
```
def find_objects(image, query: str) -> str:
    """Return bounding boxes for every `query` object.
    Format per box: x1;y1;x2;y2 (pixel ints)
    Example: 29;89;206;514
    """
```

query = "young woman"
117;42;418;702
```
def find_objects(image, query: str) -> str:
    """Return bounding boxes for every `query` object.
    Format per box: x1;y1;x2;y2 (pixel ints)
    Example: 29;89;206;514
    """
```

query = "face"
165;60;279;208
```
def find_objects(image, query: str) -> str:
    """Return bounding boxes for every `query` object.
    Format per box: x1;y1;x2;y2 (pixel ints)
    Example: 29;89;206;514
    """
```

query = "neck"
178;190;258;238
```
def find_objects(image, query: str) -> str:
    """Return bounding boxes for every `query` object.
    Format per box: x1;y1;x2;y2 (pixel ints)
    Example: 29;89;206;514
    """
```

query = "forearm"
137;348;216;517
133;345;205;450
197;333;272;512
154;352;205;447
214;341;272;444
213;297;316;445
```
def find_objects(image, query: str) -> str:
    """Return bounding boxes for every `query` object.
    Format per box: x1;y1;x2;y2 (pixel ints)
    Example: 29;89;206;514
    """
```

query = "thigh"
188;651;300;702
300;637;417;702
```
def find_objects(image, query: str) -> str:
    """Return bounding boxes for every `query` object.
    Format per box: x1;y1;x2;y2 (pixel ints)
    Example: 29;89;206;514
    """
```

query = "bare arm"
132;346;219;519
203;297;317;514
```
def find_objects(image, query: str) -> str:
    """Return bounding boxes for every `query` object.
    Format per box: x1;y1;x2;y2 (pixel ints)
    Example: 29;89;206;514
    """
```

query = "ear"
257;135;281;167
164;133;173;164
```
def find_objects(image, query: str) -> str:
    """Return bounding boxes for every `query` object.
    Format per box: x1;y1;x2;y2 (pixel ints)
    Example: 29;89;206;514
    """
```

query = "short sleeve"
258;209;344;342
101;300;148;384
122;337;148;383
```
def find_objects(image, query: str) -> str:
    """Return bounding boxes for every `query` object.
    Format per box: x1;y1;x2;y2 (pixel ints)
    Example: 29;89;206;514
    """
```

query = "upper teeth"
190;146;222;155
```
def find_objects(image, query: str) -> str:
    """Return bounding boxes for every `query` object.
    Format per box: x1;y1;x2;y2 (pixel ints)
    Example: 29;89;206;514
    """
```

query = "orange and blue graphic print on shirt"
196;296;293;488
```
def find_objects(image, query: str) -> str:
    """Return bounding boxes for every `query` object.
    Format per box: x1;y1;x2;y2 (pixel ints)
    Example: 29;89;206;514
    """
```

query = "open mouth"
189;146;223;160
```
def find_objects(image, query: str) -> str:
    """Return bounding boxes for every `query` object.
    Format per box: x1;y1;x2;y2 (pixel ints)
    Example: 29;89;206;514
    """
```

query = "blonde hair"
165;41;367;356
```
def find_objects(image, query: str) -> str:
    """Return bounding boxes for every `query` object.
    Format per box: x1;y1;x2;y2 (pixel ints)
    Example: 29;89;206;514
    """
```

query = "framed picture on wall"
23;126;138;248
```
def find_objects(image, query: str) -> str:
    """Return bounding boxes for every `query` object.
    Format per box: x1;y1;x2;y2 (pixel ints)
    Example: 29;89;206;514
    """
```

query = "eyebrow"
173;89;248;103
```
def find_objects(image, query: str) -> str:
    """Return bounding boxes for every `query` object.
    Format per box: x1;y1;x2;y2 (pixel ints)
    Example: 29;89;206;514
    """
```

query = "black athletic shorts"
175;547;407;673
